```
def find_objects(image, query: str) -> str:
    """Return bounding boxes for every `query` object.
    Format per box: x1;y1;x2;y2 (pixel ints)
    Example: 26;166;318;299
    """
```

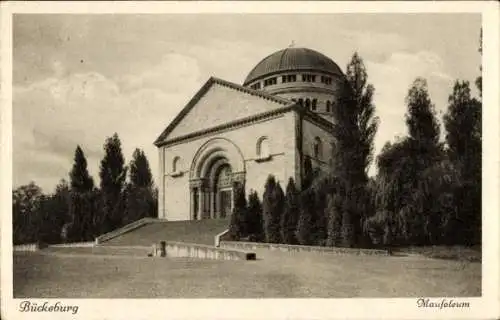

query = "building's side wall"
158;112;296;221
302;117;336;174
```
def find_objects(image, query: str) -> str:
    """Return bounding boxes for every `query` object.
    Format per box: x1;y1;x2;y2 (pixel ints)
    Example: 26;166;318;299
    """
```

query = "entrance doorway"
215;164;232;218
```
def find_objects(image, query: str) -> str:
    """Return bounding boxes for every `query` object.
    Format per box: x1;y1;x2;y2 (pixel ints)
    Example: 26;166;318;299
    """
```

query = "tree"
129;148;153;189
246;190;264;242
281;178;300;244
444;81;481;175
405;78;441;149
296;157;315;245
69;146;94;193
475;28;482;98
443;81;482;245
262;175;283;243
372;79;445;246
68;146;97;241
326;53;380;247
364;210;393;254
124;149;156;224
67;189;102;242
326;192;342;247
99;133;127;233
344;52;380;182
12;182;43;244
44;179;70;243
228;181;247;240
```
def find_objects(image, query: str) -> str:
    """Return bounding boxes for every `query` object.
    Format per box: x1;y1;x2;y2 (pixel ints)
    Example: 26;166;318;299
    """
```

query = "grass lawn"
13;248;481;298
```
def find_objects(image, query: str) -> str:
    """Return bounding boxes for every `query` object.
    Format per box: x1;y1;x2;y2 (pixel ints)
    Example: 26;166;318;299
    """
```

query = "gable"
155;78;291;145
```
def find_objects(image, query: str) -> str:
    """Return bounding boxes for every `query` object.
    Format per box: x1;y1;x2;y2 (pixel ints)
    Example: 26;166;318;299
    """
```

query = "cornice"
268;86;338;96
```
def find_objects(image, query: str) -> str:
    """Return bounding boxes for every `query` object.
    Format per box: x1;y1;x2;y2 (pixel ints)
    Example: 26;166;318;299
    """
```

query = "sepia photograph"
1;2;499;320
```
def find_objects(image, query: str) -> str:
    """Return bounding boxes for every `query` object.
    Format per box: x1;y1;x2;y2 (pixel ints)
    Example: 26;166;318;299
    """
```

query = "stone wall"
13;242;47;252
160;241;256;260
302;117;336;173
220;241;388;256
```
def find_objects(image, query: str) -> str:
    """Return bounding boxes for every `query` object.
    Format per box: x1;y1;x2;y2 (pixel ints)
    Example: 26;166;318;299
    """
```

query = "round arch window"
256;137;270;158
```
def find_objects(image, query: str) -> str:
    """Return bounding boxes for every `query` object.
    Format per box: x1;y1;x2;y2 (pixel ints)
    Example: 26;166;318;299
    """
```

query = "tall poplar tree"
67;146;98;242
262;175;282;243
329;52;379;247
443;81;482;244
124;148;156;224
69;146;94;193
246;190;264;242
281;178;300;244
228;181;247;240
99;133;127;232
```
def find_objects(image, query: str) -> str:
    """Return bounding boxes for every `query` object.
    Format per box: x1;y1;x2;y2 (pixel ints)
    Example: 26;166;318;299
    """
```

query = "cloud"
13;52;204;192
118;53;202;92
365;50;455;174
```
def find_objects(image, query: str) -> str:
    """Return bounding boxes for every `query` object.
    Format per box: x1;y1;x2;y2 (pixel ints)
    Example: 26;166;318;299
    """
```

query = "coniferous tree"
129;148;153;188
99;133;127;233
124;149;156;224
228;181;246;240
443;81;482;245
69;146;94;193
262;175;282;243
405;78;441;149
297;157;315;245
325;177;343;246
246;190;264;242
68;146;97;241
404;78;444;244
281;178;300;244
275;182;285;241
373;79;444;246
344;52;380;183
328;53;379;247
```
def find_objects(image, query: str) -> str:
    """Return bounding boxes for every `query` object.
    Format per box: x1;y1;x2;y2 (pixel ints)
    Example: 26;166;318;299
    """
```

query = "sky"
12;13;481;193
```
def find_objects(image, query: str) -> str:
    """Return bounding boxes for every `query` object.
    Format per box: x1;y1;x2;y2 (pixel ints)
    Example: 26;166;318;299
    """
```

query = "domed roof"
244;47;343;85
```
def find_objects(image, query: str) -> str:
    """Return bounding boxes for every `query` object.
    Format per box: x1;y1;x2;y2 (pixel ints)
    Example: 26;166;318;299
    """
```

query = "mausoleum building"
154;47;347;221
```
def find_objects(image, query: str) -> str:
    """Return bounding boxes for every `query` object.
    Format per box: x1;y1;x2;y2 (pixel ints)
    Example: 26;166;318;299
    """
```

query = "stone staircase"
100;218;230;247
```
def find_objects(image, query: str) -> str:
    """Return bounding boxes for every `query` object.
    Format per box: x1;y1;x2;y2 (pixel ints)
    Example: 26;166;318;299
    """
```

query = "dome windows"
243;47;343;86
263;77;277;87
302;74;316;82
250;82;261;90
312;99;317;111
282;74;297;83
321;76;333;85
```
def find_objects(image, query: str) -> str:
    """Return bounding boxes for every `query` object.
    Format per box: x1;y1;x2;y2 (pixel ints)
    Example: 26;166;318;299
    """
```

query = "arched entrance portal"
214;164;233;218
189;138;245;220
